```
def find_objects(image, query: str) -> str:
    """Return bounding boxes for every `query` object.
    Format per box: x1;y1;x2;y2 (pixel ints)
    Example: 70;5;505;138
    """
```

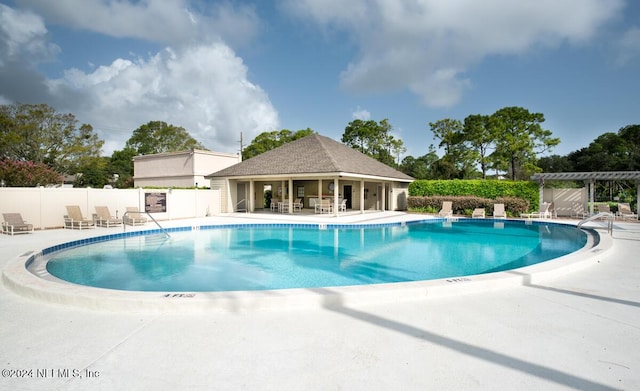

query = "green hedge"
407;196;529;216
409;180;539;212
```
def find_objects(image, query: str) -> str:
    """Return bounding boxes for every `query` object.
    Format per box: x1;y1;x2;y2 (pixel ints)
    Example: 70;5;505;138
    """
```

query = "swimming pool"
42;219;587;292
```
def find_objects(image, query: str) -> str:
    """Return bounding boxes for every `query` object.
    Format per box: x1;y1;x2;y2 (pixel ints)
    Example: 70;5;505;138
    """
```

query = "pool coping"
2;218;611;313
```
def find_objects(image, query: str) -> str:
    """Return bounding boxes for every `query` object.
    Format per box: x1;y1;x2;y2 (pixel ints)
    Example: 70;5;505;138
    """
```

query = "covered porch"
222;174;406;217
206;134;414;217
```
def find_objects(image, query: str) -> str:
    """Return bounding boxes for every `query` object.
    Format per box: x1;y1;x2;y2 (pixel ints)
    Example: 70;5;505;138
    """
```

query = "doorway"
236;183;247;212
262;184;272;209
343;185;352;209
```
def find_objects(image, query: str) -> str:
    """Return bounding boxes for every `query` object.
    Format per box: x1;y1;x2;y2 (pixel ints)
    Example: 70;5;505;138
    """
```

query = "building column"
318;178;323;211
538;180;544;210
360;179;365;214
333;177;339;217
381;182;386;212
637;181;640;218
248;179;254;212
589;179;595;215
288;178;293;214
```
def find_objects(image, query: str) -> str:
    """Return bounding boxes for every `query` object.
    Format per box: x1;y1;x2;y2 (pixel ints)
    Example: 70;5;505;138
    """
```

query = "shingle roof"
207;134;414;181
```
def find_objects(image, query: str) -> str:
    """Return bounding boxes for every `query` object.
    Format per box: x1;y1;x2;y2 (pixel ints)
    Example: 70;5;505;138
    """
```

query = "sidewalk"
0;215;638;390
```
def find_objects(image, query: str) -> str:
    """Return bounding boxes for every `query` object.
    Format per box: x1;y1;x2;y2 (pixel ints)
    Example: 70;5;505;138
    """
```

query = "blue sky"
1;0;639;160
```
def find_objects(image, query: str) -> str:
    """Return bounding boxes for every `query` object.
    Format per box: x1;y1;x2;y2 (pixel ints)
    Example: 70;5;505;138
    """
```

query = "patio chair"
2;213;34;235
570;202;589;218
280;199;289;213
64;205;94;230
338;199;347;213
492;203;506;219
596;203;611;214
617;203;638;221
270;199;279;212
315;199;332;214
94;206;122;228
521;202;552;219
438;201;453;217
124;207;148;226
471;208;485;218
293;198;303;212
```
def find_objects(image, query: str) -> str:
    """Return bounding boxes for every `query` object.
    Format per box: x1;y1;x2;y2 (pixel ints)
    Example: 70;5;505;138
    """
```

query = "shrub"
408;195;529;217
409;179;539;212
0;159;63;187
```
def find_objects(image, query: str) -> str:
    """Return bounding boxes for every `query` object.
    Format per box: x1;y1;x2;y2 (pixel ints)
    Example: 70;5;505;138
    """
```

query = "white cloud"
18;0;261;47
0;4;59;63
351;107;370;120
282;0;624;107
48;43;279;154
0;2;277;155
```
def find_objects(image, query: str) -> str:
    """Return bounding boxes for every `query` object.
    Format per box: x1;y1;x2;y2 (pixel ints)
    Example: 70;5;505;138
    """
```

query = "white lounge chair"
64;205;94;230
570;202;589;218
492;203;506;219
2;213;34;235
617;203;638;221
293;198;303;212
472;208;485;218
124;207;147;226
438;201;453;217
94;206;122;228
521;202;552;219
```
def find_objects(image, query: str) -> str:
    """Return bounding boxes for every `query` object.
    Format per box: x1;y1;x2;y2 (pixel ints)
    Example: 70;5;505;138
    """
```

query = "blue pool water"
45;220;587;292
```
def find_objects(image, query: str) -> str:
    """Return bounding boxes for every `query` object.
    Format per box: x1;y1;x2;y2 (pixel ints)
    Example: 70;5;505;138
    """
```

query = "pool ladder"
122;211;171;238
577;212;614;235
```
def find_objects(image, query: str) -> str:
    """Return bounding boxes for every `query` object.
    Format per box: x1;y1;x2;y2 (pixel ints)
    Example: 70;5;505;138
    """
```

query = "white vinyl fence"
542;188;587;217
0;187;220;230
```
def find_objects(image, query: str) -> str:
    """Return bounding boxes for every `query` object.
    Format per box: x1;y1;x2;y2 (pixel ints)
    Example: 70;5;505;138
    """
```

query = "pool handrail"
122;210;171;238
577;212;614;234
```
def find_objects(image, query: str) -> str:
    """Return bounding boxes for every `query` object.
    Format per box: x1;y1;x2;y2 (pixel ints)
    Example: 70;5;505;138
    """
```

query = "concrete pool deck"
1;212;639;390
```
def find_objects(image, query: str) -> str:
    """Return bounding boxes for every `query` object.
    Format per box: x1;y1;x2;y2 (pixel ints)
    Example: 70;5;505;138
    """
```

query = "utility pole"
238;132;244;160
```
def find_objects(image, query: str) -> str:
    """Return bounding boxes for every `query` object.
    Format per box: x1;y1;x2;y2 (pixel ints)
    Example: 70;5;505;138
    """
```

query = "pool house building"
206;134;414;215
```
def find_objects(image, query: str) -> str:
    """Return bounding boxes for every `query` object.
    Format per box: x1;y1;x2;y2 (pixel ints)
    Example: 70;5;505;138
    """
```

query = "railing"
577;212;614;234
235;199;247;213
122;211;171;238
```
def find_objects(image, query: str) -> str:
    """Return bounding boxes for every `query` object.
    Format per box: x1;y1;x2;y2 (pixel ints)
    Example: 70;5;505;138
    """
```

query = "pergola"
530;171;640;215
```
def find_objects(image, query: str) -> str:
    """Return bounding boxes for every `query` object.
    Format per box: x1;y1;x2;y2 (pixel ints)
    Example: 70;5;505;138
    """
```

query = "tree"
462;114;500;179
491;107;560;180
242;128;315;160
568;132;624;172
73;157;110;188
0;103;104;174
125;121;205;155
619;124;640;170
568;125;640;172
0;159;63;186
537;154;574;173
107;147;137;188
429;118;463;155
389;137;407;166
342;119;404;166
400;145;440;179
429;118;477;178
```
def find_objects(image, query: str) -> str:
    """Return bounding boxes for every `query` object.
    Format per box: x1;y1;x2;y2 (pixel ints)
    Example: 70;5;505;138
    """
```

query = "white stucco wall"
133;149;240;188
